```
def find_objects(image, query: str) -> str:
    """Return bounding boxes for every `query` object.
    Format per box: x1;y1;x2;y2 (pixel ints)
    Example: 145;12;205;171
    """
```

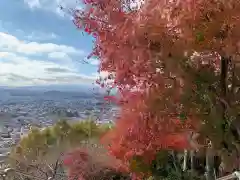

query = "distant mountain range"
0;84;95;92
0;85;118;100
0;84;117;94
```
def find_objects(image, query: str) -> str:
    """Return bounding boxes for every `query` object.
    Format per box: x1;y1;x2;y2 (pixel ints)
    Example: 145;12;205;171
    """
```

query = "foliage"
63;140;130;180
127;150;206;180
8;119;111;179
69;0;240;178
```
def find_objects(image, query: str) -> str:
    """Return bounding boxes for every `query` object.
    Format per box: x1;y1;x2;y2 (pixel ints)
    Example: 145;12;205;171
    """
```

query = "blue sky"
0;0;104;87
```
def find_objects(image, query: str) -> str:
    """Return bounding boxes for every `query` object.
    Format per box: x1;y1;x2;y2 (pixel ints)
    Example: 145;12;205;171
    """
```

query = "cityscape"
0;86;118;165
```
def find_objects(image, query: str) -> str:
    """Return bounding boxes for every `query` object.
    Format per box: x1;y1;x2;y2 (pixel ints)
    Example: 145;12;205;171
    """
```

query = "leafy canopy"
71;0;240;178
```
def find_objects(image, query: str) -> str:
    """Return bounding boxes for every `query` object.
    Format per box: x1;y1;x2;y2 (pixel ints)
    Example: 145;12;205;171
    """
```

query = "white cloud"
1;25;57;42
48;52;71;61
0;52;96;86
23;0;80;17
0;52;11;58
90;59;99;65
0;31;96;86
25;32;58;41
24;0;41;9
0;32;84;56
92;71;110;79
86;58;99;66
23;0;144;17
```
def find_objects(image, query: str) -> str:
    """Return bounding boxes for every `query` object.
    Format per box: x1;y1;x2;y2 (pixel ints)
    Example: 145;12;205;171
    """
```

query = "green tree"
7;120;111;180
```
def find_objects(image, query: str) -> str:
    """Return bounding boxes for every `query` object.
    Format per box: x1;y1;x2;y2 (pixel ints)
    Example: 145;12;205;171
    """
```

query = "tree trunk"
183;149;188;172
206;146;215;180
190;150;195;175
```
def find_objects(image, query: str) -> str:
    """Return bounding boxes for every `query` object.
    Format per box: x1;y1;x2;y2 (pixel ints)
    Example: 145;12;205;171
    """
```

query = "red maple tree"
69;0;240;178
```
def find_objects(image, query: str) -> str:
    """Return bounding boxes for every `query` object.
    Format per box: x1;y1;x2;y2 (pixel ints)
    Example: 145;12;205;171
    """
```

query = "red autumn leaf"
71;0;240;177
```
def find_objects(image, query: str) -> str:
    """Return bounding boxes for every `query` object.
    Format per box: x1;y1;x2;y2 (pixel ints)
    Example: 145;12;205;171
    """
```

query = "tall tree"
71;0;240;178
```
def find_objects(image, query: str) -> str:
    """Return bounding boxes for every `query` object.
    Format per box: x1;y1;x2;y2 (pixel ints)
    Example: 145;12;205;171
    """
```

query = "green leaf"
196;31;205;42
179;112;187;122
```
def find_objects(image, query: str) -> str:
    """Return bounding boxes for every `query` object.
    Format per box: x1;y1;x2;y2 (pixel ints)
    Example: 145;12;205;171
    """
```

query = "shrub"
7;119;112;180
63;140;130;180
